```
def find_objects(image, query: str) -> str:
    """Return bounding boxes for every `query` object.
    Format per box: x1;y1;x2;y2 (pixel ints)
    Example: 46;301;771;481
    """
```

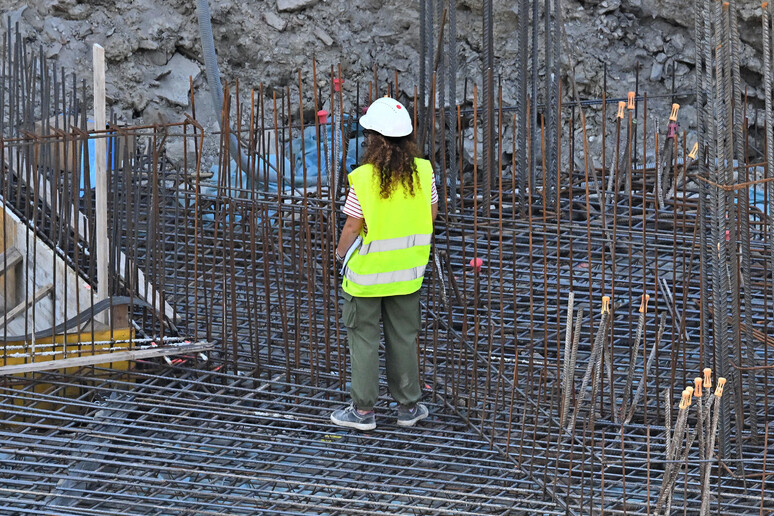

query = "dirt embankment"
2;0;767;171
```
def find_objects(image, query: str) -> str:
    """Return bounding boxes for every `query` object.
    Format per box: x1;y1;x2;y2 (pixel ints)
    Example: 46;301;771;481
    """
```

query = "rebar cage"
3;1;774;513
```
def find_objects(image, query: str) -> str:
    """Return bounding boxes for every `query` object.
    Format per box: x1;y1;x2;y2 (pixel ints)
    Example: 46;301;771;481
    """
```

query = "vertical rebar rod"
447;0;458;213
518;0;528;210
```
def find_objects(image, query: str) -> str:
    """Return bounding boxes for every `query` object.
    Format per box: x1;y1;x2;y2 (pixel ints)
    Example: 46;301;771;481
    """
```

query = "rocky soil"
0;0;769;172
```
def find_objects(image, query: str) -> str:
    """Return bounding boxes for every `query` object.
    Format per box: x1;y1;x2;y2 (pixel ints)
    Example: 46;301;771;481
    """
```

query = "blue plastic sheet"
202;115;363;196
183;117;365;224
81;122;129;191
284;116;364;188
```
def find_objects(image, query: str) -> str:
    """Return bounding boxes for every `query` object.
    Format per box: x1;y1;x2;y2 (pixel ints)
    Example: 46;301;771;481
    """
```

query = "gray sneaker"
397;403;429;427
330;403;376;431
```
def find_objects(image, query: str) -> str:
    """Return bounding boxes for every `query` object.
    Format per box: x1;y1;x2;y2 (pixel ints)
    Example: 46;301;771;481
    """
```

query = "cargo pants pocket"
341;290;358;329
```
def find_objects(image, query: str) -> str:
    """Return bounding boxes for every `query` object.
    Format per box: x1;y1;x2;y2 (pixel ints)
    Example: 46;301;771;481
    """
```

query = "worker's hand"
334;249;345;276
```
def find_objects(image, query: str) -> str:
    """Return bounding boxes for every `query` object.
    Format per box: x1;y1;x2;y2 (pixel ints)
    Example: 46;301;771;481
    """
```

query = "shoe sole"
330;413;376;431
397;412;429;427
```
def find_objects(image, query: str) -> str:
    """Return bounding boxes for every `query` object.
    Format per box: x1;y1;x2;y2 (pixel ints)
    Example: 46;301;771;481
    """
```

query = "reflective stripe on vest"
358;233;432;255
345;263;428;286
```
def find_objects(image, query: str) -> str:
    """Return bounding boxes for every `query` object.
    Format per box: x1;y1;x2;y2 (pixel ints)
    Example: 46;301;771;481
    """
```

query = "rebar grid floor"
3;13;774;511
0;365;560;515
129;186;774;515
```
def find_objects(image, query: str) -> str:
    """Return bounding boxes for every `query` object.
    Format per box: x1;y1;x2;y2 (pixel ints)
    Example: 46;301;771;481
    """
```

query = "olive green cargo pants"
341;289;422;411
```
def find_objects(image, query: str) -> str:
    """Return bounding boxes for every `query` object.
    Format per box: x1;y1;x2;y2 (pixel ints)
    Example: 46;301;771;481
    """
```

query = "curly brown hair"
361;131;420;199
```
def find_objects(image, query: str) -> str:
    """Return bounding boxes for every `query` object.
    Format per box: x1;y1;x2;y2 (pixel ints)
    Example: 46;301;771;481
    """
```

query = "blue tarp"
80;122;128;191
205;115;363;195
284;117;363;187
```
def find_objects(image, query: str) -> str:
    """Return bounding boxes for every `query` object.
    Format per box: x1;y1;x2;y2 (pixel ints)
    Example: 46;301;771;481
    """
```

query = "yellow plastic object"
617;101;626;119
694;377;703;397
679;389;690;409
669;103;680;121
602;296;611;314
715;377;727;397
639;294;650;313
688;142;699;160
703;367;712;389
627;91;636;110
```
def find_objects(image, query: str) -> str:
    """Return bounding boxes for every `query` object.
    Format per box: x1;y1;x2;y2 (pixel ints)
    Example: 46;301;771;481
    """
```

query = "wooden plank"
3;328;134;372
0;210;18;311
0;282;52;328
0;247;22;276
1;165;177;324
0;341;213;375
93;43;108;325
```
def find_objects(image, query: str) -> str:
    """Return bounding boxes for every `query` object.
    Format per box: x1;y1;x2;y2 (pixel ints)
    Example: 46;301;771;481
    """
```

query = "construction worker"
331;97;438;431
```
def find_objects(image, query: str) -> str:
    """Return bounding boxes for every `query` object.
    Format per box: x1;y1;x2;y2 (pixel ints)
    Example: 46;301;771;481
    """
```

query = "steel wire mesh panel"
0;367;560;515
3;2;774;512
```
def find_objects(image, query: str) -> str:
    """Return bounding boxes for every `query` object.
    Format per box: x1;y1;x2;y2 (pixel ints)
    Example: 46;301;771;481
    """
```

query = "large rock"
154;53;201;107
277;0;319;12
678;105;697;129
313;27;334;46
164;138;198;170
6;6;27;30
649;62;663;82
264;11;287;31
622;0;692;27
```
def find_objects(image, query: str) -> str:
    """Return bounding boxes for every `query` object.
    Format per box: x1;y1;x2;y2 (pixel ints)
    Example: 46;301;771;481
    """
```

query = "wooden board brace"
0;247;22;277
0;340;213;375
0;282;53;328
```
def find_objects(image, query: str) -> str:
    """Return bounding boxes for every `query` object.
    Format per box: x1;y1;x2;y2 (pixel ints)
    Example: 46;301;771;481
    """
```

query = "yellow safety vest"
342;158;434;297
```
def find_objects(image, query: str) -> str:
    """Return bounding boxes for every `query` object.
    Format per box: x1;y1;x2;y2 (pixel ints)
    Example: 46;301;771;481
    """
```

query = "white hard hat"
360;97;413;137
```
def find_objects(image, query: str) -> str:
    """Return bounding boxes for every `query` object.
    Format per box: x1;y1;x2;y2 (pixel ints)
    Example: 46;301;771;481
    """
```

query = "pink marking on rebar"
469;257;483;273
333;78;344;92
317;110;329;124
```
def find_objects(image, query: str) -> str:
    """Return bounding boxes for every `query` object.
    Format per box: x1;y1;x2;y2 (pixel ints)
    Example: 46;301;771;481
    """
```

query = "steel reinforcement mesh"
3;1;774;510
1;366;560;515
